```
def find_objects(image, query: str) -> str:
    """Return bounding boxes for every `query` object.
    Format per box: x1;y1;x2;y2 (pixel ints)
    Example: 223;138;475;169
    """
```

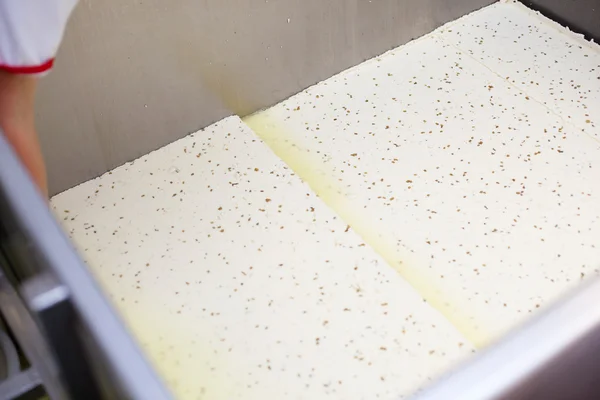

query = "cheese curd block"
52;116;472;400
245;2;600;345
440;1;600;139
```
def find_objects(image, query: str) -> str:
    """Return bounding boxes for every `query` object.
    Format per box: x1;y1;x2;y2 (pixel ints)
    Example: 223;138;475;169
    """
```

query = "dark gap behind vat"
520;0;600;43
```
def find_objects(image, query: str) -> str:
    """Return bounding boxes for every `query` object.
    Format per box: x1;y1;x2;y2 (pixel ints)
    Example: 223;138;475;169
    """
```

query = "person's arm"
0;0;78;197
0;71;46;195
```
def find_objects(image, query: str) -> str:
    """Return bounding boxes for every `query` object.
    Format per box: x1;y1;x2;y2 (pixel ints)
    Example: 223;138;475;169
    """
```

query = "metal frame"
0;368;42;400
414;277;600;399
0;271;66;400
0;131;171;399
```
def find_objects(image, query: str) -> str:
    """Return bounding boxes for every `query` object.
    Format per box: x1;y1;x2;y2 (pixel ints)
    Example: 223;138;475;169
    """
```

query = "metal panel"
36;0;494;195
415;277;600;400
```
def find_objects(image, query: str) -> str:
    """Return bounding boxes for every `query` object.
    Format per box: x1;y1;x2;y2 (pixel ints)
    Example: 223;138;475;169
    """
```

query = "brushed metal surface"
36;0;493;195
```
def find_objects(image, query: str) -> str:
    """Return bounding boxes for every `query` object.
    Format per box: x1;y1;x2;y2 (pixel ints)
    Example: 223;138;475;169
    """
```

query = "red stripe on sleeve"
0;59;54;74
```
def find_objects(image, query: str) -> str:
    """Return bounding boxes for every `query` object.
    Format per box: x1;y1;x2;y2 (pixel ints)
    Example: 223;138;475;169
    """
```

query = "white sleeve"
0;0;78;74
